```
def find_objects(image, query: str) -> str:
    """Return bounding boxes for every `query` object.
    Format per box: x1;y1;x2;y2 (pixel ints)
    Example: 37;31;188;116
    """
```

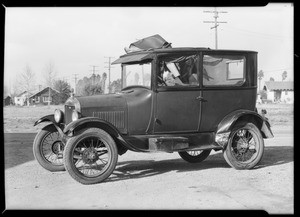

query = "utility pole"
203;7;227;49
73;74;79;94
104;56;115;93
89;65;99;85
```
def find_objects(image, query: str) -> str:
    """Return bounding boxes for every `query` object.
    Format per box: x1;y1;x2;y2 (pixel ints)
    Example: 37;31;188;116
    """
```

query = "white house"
263;81;293;103
14;91;32;106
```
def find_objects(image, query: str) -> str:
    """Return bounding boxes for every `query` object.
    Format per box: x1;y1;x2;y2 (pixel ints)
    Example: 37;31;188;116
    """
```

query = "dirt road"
4;128;293;213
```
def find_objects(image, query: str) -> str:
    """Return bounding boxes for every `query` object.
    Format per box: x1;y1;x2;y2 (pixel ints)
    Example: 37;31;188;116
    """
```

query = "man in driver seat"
160;61;185;86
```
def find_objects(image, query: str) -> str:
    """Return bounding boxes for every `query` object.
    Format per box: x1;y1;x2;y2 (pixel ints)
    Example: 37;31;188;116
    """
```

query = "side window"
157;54;199;87
203;55;246;86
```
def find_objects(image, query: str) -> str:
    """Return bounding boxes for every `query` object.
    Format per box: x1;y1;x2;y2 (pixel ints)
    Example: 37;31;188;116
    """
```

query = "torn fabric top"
124;34;171;53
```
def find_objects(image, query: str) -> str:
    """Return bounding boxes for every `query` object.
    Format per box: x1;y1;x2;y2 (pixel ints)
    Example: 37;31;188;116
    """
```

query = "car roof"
112;47;257;65
124;47;256;55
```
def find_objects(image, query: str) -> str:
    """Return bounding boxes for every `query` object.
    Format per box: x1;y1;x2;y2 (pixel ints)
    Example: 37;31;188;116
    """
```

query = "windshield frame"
121;59;154;90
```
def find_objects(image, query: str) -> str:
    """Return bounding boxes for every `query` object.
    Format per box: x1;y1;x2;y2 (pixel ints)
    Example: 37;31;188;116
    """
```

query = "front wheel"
33;124;65;172
63;128;118;185
178;150;211;163
223;122;264;169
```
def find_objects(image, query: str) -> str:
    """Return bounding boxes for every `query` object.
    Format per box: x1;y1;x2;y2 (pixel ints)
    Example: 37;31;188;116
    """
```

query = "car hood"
75;93;128;133
76;93;127;112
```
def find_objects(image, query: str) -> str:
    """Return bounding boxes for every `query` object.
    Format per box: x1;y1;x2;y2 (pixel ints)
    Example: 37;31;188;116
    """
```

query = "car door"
153;53;202;133
199;51;257;132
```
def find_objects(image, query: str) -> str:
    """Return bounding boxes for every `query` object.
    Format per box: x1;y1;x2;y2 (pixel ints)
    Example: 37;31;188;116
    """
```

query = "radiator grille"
64;105;74;125
93;111;125;129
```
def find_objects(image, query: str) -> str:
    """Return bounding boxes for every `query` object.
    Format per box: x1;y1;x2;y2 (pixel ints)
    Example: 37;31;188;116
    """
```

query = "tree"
282;71;287;81
44;62;57;105
19;64;35;106
53;79;72;104
258;70;264;91
109;79;122;93
269;77;275;81
76;74;104;96
101;73;107;93
4;84;9;97
44;62;57;87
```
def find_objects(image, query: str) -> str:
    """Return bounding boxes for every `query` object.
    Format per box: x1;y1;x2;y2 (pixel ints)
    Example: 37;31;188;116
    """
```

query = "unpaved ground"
4;126;293;213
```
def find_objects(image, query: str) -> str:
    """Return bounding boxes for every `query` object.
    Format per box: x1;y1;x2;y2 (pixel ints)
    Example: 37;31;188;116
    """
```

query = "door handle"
196;96;207;102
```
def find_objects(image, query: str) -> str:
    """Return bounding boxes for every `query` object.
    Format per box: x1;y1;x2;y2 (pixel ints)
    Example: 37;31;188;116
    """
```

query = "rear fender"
63;117;143;155
215;109;274;148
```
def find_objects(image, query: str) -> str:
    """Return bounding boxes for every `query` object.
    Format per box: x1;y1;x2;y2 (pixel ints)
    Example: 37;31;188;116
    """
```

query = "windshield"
122;61;152;89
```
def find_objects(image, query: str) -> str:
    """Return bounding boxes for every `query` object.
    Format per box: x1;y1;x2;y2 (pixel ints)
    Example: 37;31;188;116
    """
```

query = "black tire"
63;128;118;185
33;124;65;172
223;122;264;169
178;149;211;163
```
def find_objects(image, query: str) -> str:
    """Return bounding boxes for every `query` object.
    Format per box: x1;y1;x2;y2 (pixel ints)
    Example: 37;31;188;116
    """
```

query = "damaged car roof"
111;47;257;65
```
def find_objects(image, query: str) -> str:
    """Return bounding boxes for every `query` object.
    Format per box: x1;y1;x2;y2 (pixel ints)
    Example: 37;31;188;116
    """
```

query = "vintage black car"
33;39;273;185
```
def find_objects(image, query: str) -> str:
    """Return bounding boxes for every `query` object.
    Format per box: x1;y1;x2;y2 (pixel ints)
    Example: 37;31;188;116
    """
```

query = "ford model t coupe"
33;35;273;185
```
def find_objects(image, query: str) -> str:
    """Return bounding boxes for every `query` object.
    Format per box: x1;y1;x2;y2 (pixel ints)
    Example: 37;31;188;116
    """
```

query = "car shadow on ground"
107;146;293;183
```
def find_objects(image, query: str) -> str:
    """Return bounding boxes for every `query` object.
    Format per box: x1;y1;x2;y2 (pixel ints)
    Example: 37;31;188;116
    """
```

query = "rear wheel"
33;124;65;172
178;150;211;163
63;128;118;185
223;122;264;169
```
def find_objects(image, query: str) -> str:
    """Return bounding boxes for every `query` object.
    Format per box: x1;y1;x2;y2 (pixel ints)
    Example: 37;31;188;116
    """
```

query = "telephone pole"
89;65;99;85
203;7;227;49
73;74;79;94
104;56;115;93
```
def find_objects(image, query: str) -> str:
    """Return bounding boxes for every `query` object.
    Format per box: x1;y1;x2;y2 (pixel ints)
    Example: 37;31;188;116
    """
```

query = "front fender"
63;117;144;153
34;114;56;126
34;114;66;142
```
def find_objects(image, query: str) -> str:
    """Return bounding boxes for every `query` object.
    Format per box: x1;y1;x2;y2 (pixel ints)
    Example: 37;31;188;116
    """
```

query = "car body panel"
200;87;257;132
154;90;201;133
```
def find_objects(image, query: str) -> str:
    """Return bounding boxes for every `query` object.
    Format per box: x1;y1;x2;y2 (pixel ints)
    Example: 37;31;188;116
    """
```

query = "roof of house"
264;81;293;91
29;87;60;99
3;95;11;100
15;91;33;97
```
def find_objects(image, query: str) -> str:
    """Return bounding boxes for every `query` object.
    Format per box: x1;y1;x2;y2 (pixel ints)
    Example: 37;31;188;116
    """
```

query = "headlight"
72;110;80;122
65;97;81;113
54;109;64;123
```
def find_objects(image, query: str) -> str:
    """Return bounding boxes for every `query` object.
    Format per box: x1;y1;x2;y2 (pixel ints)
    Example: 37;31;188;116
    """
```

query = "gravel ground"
3;126;293;213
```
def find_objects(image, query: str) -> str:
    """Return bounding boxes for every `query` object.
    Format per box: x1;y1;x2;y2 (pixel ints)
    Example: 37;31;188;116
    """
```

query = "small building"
14;91;32;106
3;95;12;106
263;81;294;103
29;87;68;105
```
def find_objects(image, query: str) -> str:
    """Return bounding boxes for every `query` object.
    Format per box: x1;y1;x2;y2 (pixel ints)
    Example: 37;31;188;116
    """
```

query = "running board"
148;137;189;153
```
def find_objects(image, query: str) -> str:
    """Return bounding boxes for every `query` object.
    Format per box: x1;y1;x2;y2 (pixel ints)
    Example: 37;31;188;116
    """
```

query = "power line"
89;65;99;75
225;25;292;39
223;26;293;41
203;7;228;49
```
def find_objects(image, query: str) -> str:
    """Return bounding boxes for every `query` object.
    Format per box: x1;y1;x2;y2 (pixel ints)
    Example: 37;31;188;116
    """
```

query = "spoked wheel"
223;122;264;169
178;149;211;163
33;124;65;172
63;128;118;185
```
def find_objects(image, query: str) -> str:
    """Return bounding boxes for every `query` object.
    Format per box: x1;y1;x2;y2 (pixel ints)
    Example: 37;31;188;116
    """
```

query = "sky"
4;3;293;93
